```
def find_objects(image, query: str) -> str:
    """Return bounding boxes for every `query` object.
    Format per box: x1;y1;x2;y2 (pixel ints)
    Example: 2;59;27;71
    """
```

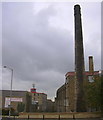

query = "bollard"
43;114;45;120
73;114;75;119
14;115;15;120
28;114;29;120
58;115;60;120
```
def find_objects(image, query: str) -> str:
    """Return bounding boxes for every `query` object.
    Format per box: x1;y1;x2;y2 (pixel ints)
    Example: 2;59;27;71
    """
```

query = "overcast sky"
2;2;101;100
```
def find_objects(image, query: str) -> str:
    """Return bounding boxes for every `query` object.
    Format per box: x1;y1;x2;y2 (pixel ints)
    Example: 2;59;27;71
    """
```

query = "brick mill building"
55;5;101;112
55;56;101;112
1;90;28;112
30;85;47;112
1;85;55;113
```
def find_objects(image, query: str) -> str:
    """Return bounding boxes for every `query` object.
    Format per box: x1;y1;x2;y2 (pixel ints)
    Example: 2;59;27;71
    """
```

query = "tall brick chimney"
74;4;86;112
89;56;94;72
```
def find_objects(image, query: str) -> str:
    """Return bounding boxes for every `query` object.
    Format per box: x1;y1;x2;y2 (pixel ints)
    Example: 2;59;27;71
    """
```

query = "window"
66;78;69;84
64;99;69;106
88;76;94;83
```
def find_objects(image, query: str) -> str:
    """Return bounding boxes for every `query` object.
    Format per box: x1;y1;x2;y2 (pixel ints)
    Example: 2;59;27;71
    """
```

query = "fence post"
73;114;75;119
28;114;29;119
14;115;15;120
58;114;60;120
43;114;45;120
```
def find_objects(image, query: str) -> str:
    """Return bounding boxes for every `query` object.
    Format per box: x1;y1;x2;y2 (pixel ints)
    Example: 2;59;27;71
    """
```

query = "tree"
84;75;101;111
17;102;25;113
2;108;9;115
25;92;32;112
101;74;103;115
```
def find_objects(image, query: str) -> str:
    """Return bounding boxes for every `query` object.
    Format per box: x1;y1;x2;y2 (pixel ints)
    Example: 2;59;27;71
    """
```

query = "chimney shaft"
74;5;84;72
74;4;86;112
89;56;94;72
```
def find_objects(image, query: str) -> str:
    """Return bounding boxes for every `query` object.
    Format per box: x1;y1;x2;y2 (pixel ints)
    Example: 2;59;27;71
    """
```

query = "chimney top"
74;4;80;8
89;56;94;72
89;56;93;58
74;4;81;15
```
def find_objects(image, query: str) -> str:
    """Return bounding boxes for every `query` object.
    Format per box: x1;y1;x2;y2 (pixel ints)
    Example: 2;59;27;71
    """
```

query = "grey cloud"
84;32;101;71
102;1;103;70
2;3;73;99
2;2;101;99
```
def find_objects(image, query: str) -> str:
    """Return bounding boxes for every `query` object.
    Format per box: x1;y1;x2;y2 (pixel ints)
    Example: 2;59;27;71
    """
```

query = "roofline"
1;90;28;92
31;91;47;95
65;71;99;77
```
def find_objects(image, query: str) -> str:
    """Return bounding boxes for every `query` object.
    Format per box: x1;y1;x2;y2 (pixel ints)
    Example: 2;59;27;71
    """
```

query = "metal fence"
1;117;101;120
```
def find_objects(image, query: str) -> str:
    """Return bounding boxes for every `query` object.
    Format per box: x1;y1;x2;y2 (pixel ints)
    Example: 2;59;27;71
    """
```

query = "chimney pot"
89;56;94;72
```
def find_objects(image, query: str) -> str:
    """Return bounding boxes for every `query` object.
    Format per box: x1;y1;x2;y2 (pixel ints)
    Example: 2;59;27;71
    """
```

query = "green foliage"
2;108;9;115
101;75;103;114
84;75;101;111
17;102;25;112
11;107;16;115
26;92;32;112
2;108;16;116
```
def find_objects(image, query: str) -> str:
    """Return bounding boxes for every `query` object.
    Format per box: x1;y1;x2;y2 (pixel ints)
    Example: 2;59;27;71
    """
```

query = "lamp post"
4;66;13;117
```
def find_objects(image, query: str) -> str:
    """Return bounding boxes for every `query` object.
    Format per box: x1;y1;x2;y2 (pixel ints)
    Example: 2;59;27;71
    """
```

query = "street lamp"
4;66;13;117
